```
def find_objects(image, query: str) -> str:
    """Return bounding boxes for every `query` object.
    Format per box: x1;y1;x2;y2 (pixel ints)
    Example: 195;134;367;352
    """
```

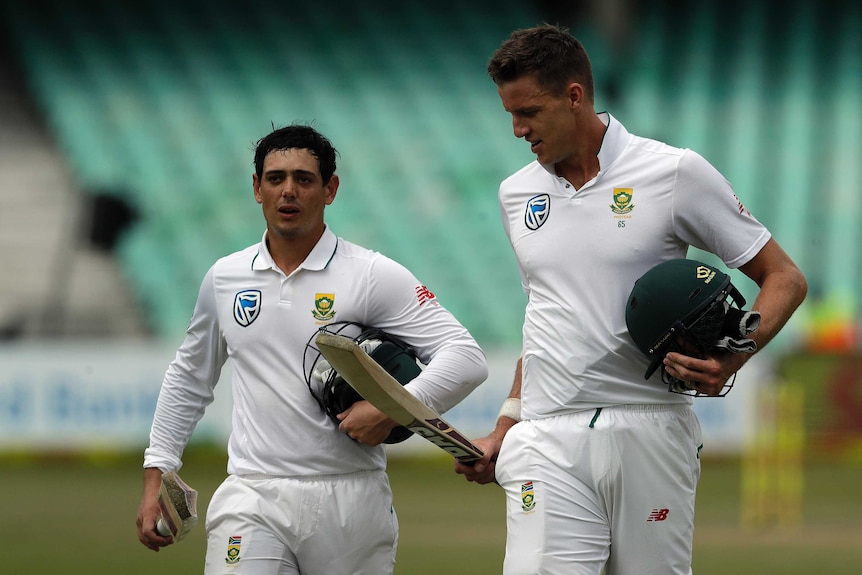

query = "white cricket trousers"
204;470;398;575
496;404;702;575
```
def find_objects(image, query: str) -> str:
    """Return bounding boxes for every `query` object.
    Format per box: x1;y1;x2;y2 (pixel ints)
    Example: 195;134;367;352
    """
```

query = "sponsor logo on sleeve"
732;193;751;215
415;285;437;306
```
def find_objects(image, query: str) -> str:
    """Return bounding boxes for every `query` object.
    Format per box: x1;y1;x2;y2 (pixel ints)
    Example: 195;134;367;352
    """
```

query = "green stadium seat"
6;0;859;346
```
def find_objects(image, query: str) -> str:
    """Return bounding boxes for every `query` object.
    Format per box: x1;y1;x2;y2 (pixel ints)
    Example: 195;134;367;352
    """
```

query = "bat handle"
156;516;172;537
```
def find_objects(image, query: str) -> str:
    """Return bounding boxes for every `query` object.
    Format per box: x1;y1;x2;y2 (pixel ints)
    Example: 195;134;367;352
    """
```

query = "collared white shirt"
145;227;487;476
499;113;770;417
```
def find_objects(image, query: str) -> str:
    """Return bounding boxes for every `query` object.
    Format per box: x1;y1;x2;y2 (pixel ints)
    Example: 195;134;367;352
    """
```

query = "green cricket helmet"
304;321;419;444
625;259;746;382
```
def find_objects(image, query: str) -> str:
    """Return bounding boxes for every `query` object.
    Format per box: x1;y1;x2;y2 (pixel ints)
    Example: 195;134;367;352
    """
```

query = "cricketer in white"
498;111;770;415
456;25;806;575
145;228;486;476
137;125;487;575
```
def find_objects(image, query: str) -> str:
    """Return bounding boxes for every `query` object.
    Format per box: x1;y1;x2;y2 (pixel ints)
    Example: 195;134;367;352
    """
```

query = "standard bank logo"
525;194;550;230
234;290;261;327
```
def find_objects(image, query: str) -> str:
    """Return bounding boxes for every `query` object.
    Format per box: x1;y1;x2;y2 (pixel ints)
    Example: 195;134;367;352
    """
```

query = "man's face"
497;74;578;166
253;148;337;241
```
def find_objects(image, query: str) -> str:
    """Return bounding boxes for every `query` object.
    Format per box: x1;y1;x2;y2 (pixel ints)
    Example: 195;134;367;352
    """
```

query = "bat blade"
315;332;483;464
156;471;198;543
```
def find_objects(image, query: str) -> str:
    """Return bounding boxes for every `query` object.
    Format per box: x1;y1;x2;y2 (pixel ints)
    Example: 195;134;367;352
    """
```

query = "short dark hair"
253;124;338;184
487;24;595;103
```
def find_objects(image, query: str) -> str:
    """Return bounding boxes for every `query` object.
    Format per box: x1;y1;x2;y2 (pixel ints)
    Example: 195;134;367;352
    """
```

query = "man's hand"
136;468;173;552
454;417;517;485
337;400;399;446
454;435;500;484
663;350;749;396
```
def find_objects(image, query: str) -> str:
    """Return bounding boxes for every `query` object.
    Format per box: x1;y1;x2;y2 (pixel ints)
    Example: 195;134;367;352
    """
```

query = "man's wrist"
497;397;521;422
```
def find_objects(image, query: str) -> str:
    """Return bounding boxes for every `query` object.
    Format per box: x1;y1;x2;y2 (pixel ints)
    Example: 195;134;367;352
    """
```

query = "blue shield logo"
234;290;261;327
525;194;550;230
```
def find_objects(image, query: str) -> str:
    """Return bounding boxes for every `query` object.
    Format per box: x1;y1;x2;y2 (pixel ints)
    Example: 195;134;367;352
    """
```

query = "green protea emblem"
521;481;536;512
312;293;336;321
611;187;634;214
225;536;242;565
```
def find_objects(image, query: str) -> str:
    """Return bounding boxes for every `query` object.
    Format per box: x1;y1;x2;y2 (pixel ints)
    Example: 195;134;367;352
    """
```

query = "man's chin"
269;224;301;241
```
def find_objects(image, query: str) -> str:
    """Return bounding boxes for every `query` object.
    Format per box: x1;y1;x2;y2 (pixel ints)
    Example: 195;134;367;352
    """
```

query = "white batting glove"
358;338;382;356
313;338;382;386
312;356;334;385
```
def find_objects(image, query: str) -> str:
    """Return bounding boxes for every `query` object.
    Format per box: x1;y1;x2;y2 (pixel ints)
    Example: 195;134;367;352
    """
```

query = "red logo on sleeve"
732;193;751;216
415;285;436;306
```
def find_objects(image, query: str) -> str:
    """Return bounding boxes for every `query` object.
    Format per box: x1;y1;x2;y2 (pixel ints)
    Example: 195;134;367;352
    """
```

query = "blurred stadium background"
0;0;860;573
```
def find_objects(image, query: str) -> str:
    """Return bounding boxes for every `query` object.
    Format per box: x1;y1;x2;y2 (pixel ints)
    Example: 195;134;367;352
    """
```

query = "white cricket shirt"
499;113;770;417
145;227;487;476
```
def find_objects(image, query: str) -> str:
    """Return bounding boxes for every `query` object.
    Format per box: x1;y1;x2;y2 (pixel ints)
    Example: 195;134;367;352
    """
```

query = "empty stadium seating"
3;0;860;346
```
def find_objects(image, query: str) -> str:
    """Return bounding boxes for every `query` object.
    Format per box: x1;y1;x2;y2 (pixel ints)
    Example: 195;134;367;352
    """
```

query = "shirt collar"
252;226;338;273
539;112;632;176
595;112;631;171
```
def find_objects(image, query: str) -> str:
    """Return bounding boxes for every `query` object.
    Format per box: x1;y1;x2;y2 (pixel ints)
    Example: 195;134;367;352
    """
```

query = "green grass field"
2;451;860;574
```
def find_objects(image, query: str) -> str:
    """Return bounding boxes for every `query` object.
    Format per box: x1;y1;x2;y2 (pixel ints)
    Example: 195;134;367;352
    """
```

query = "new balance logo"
733;193;751;215
647;508;669;522
415;285;436;306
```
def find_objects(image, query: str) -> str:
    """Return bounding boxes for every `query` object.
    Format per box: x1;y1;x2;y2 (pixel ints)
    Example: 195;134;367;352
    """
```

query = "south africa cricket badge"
312;293;336;322
521;481;537;513
610;187;635;214
225;535;242;565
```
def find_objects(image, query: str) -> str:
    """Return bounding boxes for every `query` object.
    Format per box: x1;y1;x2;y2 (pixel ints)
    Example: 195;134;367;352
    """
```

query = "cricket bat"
315;332;484;464
155;471;198;543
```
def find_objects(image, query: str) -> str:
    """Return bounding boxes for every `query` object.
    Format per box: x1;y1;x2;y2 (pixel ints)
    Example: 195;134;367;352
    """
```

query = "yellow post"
741;384;773;528
776;383;805;528
741;381;804;529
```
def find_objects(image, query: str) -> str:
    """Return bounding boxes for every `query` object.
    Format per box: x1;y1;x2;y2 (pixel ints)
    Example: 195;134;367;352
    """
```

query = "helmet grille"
687;298;726;349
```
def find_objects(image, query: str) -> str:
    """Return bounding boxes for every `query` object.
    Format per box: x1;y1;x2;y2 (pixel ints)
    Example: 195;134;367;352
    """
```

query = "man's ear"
567;82;585;109
325;174;339;205
253;173;262;204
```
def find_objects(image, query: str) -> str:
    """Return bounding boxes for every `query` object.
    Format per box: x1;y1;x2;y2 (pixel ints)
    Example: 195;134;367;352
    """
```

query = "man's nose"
281;181;297;197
